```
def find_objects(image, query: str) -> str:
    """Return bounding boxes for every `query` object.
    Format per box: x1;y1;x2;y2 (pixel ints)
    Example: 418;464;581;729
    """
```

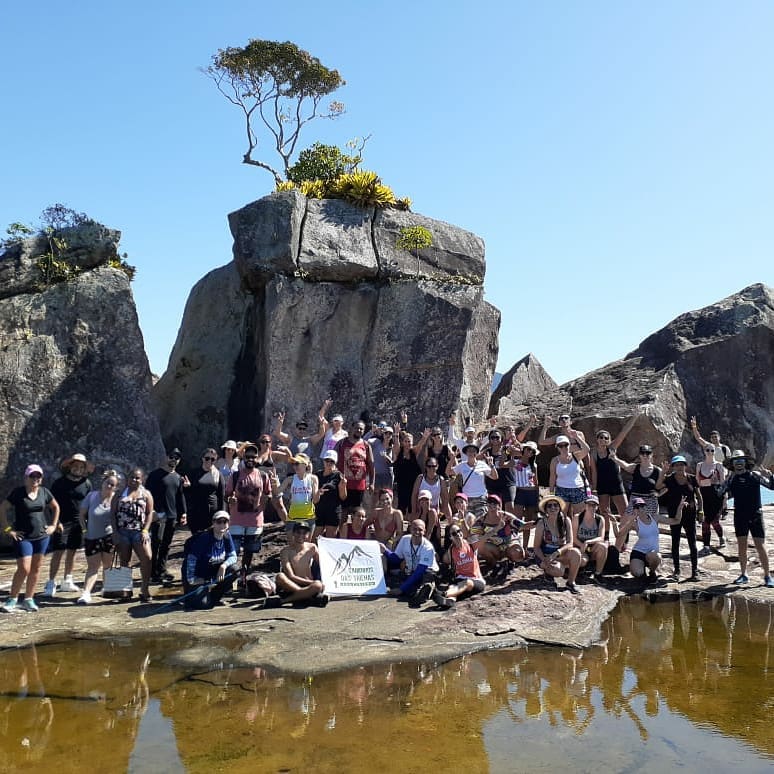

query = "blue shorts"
116;527;144;546
230;525;263;554
556;486;586;505
14;536;50;558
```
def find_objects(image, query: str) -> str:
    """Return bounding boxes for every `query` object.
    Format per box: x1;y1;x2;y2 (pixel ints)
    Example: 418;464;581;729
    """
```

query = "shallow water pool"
0;596;772;773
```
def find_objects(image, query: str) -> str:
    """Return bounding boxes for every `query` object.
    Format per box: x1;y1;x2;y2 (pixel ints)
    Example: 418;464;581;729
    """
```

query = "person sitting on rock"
365;488;404;547
433;525;485;609
716;451;774;587
413;489;440;550
533;495;582;594
181;510;238;609
614;496;685;583
382;519;439;606
341;507;369;539
271;523;329;607
573;494;608;583
445;492;475;550
467;494;526;582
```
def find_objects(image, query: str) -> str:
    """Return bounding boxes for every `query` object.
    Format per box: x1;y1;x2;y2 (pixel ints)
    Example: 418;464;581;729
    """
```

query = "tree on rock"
204;40;345;185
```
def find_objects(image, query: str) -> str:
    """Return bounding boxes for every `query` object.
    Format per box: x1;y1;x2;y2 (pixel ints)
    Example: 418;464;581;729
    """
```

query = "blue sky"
2;2;771;388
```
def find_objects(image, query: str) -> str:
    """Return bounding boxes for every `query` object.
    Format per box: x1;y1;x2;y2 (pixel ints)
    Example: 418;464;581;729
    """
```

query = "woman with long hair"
391;428;421;516
533;495;582;594
182;448;225;534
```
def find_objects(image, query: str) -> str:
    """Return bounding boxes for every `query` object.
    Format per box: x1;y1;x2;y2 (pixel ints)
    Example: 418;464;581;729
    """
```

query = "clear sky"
2;2;771;387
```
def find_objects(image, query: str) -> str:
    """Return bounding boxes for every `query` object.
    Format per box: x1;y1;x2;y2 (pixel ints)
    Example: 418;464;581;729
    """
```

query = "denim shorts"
556;486;586;505
116;527;144;546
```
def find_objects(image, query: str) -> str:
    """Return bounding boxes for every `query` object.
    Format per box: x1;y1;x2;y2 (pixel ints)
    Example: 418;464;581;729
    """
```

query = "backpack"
245;572;277;598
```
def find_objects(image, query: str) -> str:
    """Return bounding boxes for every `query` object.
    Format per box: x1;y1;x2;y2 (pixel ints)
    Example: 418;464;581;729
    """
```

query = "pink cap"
25;464;43;477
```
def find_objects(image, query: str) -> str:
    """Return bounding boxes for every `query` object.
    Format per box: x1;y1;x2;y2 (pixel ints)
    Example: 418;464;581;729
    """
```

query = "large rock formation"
0;226;164;492
488;353;557;418
154;192;500;460
492;284;774;468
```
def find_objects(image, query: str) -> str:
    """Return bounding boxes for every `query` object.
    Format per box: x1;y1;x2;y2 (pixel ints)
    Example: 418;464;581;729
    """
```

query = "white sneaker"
60;576;80;592
76;591;92;605
44;579;57;597
1;598;18;613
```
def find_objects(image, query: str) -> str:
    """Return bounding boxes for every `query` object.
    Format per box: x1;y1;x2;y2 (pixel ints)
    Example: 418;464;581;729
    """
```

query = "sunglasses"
259;440;270;445
450;530;462;537
203;456;216;462
559;415;570;420
426;464;438;469
213;517;229;524
557;443;569;448
640;450;653;455
597;435;610;441
546;503;560;509
28;473;43;480
704;448;714;453
168;454;181;460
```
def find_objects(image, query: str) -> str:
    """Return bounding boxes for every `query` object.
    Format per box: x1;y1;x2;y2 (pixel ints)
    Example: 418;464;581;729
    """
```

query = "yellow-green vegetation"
276;169;403;209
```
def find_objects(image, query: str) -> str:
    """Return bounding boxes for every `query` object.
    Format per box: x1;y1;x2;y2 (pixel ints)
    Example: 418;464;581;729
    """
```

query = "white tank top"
633;514;660;554
556;458;583;488
421;476;442;508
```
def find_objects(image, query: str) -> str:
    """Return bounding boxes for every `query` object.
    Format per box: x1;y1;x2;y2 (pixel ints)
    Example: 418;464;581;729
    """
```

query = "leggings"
699;486;724;545
670;514;697;574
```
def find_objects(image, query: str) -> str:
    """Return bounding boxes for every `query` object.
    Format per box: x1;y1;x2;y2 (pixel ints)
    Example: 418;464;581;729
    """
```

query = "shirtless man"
538;413;587;450
273;523;329;606
365;488;404;547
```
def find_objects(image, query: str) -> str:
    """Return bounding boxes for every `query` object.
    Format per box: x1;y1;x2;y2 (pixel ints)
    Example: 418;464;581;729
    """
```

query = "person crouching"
181;510;237;608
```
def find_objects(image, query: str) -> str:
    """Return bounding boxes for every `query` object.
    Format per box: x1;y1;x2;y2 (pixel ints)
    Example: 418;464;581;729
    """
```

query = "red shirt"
337;437;369;492
452;539;483;580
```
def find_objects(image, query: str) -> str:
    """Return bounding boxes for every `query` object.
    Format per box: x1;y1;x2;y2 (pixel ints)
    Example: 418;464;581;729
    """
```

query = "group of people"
2;407;773;613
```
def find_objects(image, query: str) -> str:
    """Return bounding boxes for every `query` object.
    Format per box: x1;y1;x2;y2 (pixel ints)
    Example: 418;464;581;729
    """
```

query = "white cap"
322;450;338;463
556;435;571;445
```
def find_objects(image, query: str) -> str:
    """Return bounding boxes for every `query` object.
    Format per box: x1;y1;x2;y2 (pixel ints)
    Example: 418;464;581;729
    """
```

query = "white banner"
318;537;387;596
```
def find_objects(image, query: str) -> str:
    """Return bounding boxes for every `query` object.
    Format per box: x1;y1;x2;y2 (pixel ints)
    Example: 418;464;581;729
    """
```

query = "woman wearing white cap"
661;455;703;581
0;464;61;612
549;433;590;516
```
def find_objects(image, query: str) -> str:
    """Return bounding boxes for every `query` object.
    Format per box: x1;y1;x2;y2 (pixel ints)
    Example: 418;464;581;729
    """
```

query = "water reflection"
0;598;772;772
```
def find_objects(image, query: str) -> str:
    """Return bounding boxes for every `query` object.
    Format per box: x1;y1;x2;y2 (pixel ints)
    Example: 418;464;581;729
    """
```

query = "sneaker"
688;574;699;583
21;598;39;612
431;590;446;608
60;576;80;592
764;576;774;589
1;598;18;613
411;583;434;607
733;574;749;585
44;579;57;597
719;538;726;548
311;593;330;608
698;547;711;558
76;591;92;605
566;582;580;595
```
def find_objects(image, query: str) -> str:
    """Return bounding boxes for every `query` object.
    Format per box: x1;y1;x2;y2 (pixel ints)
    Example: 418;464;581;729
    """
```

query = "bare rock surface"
0;226;163;491
3;506;772;674
155;193;500;463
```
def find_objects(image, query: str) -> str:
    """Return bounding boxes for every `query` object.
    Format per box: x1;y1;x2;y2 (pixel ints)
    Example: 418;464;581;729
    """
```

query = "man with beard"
335;420;375;525
717;450;774;587
145;448;188;584
226;443;269;581
382;519;439;606
45;453;92;596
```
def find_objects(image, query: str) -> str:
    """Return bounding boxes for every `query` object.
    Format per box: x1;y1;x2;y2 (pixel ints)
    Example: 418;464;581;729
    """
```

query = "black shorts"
514;488;538;508
84;537;114;557
313;507;339;528
597;482;626;496
734;510;765;539
630;549;649;563
343;490;365;510
48;522;83;552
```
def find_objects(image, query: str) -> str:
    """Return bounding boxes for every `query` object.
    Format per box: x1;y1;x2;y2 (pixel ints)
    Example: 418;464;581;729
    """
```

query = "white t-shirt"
453;461;492;498
394;534;439;573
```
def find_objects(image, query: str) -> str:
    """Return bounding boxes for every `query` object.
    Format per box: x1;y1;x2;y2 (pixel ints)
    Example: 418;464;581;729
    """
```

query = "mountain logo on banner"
331;545;374;577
